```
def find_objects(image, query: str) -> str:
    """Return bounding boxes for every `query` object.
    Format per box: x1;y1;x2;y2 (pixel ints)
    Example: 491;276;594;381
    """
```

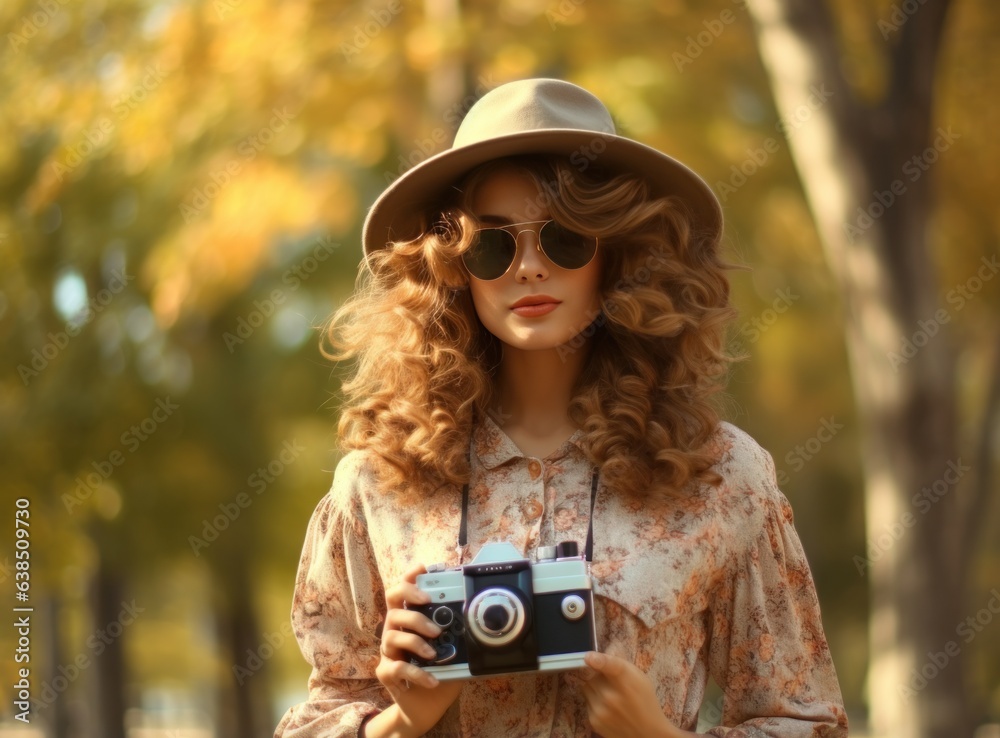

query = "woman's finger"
375;654;440;691
384;564;431;608
385;581;431;610
384;607;442;638
401;562;428;582
380;628;440;662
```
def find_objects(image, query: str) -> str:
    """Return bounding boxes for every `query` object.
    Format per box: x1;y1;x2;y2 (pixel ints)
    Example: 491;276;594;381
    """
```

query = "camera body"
408;541;597;680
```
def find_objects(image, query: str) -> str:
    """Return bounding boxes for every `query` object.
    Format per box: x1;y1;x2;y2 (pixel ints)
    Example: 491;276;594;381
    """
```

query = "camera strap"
459;445;600;563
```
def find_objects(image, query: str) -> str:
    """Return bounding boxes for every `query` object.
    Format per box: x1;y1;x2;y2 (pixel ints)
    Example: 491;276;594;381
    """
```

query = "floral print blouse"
274;416;848;737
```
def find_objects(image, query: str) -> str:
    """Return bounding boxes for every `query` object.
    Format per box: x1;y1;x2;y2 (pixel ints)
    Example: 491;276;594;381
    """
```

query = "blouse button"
524;499;543;520
528;460;542;479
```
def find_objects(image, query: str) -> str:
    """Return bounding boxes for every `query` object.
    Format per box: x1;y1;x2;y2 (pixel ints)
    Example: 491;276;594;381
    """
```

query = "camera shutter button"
432;606;455;628
561;594;586;621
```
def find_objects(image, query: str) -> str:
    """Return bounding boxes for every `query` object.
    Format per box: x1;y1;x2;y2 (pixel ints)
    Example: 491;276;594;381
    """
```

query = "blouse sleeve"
705;444;849;737
274;452;390;738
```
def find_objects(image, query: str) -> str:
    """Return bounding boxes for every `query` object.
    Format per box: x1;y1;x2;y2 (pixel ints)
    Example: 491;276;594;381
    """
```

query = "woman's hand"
580;651;698;738
363;564;464;738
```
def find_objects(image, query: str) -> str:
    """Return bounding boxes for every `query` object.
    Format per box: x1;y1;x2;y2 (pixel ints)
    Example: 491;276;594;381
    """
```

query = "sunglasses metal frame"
463;219;599;281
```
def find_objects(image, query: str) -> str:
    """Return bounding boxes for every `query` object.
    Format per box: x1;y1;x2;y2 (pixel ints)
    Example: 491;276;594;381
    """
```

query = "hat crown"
362;77;722;258
453;78;616;149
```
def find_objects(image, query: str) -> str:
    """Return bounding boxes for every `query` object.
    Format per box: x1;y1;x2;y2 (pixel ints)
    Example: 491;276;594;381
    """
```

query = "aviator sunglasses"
462;219;599;281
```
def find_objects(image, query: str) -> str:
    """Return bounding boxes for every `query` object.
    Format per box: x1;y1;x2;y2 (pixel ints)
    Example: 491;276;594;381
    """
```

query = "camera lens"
467;588;526;647
482;604;509;632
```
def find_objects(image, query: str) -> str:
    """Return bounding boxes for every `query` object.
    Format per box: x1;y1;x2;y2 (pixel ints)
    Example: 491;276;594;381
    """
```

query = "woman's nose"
512;228;548;276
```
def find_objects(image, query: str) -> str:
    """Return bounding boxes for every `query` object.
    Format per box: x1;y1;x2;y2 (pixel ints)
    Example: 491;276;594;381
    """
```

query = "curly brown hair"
323;154;740;502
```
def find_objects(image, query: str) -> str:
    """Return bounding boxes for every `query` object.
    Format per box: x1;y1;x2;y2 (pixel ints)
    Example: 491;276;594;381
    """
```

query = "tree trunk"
42;594;73;738
216;560;271;738
742;0;976;735
92;559;128;738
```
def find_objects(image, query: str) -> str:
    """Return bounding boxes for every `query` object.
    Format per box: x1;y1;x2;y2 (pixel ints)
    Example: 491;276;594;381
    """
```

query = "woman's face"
465;165;604;352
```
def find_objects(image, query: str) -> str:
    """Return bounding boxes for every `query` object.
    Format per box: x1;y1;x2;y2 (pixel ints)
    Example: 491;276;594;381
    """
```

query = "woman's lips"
511;302;559;317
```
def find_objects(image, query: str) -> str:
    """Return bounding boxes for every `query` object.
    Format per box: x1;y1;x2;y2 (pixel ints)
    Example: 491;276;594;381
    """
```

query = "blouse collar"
472;412;586;469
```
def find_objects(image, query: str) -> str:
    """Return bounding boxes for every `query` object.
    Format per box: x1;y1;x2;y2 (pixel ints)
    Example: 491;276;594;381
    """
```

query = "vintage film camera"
407;541;597;680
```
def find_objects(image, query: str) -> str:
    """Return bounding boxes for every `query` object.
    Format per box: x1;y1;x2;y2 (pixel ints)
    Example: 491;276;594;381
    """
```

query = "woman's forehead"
468;166;551;222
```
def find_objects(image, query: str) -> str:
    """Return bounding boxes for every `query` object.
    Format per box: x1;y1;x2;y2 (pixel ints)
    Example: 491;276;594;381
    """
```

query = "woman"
275;78;848;737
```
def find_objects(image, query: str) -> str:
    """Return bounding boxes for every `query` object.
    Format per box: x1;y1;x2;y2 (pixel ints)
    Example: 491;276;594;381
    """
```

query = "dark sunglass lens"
539;222;596;269
464;229;516;280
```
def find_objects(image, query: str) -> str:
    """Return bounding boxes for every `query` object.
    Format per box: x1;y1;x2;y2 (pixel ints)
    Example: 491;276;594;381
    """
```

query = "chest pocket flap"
589;494;722;630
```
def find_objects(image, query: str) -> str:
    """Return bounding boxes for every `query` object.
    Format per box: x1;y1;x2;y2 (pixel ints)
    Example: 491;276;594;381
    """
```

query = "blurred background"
0;0;997;737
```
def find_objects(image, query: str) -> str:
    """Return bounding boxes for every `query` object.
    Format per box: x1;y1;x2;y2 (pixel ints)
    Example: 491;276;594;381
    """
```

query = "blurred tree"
743;0;999;735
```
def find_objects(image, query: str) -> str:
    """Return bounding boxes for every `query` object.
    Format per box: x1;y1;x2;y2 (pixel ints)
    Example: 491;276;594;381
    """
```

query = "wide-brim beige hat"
362;78;722;259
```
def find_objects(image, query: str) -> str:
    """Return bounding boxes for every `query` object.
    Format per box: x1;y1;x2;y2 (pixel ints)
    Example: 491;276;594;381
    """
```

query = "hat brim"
362;129;722;258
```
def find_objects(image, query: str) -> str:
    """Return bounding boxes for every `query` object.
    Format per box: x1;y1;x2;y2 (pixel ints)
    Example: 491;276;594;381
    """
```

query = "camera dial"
561;594;587;621
537;545;558;562
432;606;455;628
467;588;527;647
